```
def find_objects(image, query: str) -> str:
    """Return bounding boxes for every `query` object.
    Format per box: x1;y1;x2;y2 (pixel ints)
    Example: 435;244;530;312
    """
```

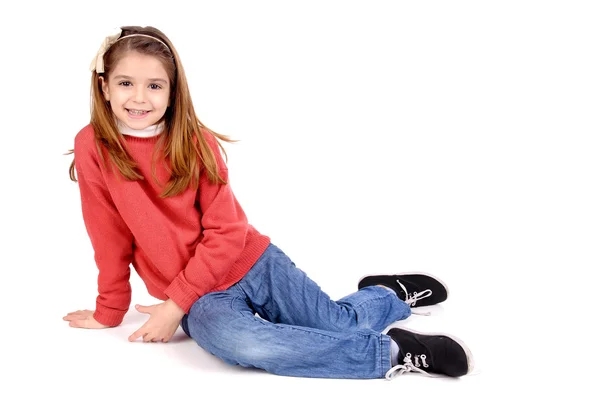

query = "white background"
0;0;598;396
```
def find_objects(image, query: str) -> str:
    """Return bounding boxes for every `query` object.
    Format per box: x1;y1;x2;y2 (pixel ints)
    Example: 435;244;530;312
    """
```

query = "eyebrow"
113;75;168;85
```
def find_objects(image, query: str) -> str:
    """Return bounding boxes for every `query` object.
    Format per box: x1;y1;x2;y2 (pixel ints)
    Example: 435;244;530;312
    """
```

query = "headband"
89;28;171;73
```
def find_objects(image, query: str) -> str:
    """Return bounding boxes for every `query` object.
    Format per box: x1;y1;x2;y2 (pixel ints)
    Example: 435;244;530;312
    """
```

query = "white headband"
89;28;170;73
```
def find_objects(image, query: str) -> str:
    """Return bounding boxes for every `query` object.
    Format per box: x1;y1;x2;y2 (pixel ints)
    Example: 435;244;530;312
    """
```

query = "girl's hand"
128;299;185;343
63;310;109;329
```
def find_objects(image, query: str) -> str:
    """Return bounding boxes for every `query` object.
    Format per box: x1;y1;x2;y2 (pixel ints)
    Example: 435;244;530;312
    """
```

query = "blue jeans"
181;243;411;379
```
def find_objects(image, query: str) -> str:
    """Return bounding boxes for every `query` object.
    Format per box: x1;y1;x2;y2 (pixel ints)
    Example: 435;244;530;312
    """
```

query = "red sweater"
73;124;270;326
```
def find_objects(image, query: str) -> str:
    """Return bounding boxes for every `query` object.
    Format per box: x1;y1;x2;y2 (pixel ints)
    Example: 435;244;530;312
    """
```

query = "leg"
181;286;393;379
236;243;411;332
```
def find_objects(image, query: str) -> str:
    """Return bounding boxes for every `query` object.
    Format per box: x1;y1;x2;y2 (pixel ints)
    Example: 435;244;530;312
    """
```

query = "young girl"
63;25;473;380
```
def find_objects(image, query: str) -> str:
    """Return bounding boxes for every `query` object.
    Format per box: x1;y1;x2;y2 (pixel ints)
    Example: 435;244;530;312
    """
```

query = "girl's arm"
164;134;251;313
72;132;134;327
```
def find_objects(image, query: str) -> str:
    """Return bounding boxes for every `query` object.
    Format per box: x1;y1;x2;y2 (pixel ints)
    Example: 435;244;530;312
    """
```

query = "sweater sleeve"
164;136;250;312
74;132;134;327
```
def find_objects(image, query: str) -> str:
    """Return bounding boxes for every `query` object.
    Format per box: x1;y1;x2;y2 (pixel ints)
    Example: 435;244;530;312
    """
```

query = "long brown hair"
68;25;234;197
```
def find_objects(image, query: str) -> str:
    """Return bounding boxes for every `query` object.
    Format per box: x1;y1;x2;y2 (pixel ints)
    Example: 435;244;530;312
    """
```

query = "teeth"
128;109;148;115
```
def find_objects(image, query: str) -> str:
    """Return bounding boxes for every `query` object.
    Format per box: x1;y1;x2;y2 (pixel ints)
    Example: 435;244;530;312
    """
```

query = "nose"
133;86;146;103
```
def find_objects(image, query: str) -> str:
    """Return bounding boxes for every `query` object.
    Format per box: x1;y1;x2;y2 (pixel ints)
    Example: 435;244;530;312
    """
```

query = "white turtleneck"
118;120;164;137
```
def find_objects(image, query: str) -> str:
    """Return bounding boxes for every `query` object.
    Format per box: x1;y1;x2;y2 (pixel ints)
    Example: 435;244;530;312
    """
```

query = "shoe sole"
358;272;450;300
392;326;474;376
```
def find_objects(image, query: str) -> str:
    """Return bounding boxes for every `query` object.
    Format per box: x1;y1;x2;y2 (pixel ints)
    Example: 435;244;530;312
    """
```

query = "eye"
149;83;162;90
118;81;132;87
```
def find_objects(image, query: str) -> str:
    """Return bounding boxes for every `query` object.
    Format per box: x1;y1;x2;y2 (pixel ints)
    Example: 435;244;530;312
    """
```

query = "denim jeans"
181;243;411;379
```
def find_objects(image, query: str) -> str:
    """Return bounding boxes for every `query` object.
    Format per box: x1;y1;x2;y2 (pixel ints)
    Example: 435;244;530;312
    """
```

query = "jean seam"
379;337;385;376
379;336;383;378
380;334;391;378
242;309;375;342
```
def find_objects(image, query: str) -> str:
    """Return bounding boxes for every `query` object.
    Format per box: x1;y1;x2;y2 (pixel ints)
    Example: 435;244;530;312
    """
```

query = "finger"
69;320;84;328
70;317;99;329
135;304;153;314
64;313;88;321
65;311;93;321
162;331;176;343
65;310;84;317
143;333;154;343
128;328;146;342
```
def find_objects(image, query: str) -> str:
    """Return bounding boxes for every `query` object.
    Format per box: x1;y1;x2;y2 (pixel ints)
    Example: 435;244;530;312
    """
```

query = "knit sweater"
73;124;271;327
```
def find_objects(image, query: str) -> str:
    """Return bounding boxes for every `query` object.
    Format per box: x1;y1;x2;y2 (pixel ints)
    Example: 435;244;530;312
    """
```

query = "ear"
99;76;110;101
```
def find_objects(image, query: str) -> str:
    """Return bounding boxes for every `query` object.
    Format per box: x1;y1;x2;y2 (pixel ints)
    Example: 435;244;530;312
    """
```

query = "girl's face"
101;51;170;130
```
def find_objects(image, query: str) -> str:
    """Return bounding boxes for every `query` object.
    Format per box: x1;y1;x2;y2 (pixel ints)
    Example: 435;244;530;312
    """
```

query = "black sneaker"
386;327;473;379
358;273;448;308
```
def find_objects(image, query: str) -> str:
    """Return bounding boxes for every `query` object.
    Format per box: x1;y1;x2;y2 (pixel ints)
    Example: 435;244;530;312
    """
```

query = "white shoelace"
385;353;443;380
396;280;433;316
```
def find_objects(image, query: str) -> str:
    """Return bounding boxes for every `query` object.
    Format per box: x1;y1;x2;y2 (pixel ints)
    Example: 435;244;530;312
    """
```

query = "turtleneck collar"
117;120;165;138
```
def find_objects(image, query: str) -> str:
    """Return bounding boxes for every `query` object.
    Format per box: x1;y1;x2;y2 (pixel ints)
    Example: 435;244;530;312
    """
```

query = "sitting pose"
63;25;473;380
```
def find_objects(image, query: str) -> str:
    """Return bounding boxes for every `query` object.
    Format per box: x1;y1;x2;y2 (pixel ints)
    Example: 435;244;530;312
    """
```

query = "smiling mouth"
127;109;150;115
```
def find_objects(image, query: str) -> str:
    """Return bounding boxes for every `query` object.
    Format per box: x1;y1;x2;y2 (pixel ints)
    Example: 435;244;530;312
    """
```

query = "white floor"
1;1;597;396
14;271;497;397
4;249;584;397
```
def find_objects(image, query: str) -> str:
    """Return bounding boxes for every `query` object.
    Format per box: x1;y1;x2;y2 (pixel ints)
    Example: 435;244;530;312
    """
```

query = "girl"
63;25;473;380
